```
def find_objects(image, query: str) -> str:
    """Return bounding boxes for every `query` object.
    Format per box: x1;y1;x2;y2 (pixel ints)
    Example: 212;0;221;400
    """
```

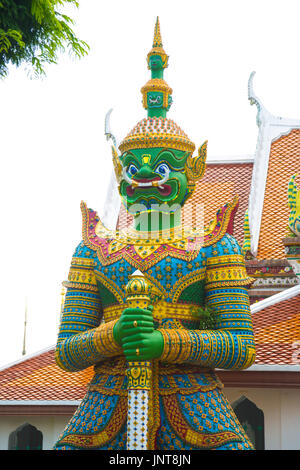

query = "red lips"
125;177;172;197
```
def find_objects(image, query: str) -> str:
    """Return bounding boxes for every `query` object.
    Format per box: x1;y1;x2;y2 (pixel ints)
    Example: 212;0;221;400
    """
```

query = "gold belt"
95;356;210;376
92;357;223;397
103;300;201;323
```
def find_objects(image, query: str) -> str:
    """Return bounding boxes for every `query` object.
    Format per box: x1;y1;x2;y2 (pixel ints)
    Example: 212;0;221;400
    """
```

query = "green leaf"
0;0;89;78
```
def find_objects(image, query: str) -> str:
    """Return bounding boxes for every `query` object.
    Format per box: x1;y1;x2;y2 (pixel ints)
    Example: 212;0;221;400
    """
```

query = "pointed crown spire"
153;16;163;47
147;17;168;69
142;18;172;118
119;18;195;155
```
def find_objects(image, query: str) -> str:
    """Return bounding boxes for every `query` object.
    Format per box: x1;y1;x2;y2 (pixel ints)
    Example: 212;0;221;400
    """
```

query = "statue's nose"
136;164;156;179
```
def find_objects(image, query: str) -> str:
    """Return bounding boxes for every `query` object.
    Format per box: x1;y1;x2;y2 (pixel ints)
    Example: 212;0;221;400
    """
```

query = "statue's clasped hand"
113;306;164;361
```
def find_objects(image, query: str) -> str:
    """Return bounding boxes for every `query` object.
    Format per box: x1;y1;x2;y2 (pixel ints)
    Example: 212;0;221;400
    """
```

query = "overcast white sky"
1;0;300;368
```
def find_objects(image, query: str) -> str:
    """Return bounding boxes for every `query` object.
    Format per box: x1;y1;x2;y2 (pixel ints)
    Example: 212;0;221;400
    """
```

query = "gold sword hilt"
125;271;163;450
125;271;163;360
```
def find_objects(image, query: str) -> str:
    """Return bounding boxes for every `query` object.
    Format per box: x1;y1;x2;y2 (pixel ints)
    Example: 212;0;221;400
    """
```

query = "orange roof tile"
0;350;93;401
257;129;300;260
186;162;253;246
252;294;300;365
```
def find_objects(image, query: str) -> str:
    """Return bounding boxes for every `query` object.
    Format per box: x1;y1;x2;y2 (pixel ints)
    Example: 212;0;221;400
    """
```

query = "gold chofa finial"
153;16;163;48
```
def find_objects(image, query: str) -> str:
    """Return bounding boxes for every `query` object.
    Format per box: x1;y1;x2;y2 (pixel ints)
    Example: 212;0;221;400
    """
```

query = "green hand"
113;307;164;360
113;307;154;345
122;329;164;361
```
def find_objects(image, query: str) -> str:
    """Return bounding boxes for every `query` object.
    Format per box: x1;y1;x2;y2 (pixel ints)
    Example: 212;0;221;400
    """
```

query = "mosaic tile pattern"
127;389;149;450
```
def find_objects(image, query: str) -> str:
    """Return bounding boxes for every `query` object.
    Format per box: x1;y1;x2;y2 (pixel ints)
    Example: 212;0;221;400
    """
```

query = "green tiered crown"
119;17;195;155
117;18;206;208
141;17;173;119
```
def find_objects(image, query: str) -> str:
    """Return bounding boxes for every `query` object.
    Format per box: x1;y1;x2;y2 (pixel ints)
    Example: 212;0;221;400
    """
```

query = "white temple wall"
0;387;300;450
224;387;300;450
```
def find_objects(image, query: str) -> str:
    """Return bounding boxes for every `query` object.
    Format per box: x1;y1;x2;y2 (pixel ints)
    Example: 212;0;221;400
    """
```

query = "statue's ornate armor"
53;199;256;450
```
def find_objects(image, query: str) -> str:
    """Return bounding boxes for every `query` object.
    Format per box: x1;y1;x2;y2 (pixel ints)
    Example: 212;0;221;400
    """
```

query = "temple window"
8;423;43;450
232;396;265;450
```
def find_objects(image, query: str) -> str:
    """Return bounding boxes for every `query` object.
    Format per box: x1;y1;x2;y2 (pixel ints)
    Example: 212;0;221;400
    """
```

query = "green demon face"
119;147;189;214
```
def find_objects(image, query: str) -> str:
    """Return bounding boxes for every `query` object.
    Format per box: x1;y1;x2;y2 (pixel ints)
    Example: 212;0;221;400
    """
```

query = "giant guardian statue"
54;18;256;451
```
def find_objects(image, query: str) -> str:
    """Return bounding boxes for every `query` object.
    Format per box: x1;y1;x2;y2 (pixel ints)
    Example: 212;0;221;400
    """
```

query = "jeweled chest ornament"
81;198;239;269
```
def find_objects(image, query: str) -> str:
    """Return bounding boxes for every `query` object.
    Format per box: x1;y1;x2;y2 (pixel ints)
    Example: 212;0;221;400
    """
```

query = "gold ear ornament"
185;140;208;193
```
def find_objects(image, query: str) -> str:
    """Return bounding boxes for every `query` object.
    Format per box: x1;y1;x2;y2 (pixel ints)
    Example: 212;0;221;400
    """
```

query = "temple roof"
251;285;300;365
247;72;300;259
0;348;93;402
256;129;300;259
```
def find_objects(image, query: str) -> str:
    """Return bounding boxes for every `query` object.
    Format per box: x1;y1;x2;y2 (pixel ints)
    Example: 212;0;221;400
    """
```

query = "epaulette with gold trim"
80;197;239;269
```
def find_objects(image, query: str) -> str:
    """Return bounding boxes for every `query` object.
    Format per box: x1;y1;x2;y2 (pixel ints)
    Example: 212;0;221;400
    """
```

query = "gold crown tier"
119;116;196;154
141;79;172;110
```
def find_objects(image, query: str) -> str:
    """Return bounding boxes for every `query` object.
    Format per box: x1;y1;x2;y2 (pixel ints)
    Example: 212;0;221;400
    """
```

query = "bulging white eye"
127;164;138;177
155;163;170;177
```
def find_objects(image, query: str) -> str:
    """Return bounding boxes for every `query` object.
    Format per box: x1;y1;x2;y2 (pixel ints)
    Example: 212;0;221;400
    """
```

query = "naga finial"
248;71;273;127
248;71;260;107
248;71;263;126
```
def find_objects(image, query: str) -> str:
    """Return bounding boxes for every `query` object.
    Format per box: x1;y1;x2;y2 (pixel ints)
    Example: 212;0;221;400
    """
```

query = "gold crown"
118;116;195;154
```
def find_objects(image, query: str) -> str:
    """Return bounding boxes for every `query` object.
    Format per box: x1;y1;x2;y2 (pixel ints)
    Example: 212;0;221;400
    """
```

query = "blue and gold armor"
53;199;256;450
